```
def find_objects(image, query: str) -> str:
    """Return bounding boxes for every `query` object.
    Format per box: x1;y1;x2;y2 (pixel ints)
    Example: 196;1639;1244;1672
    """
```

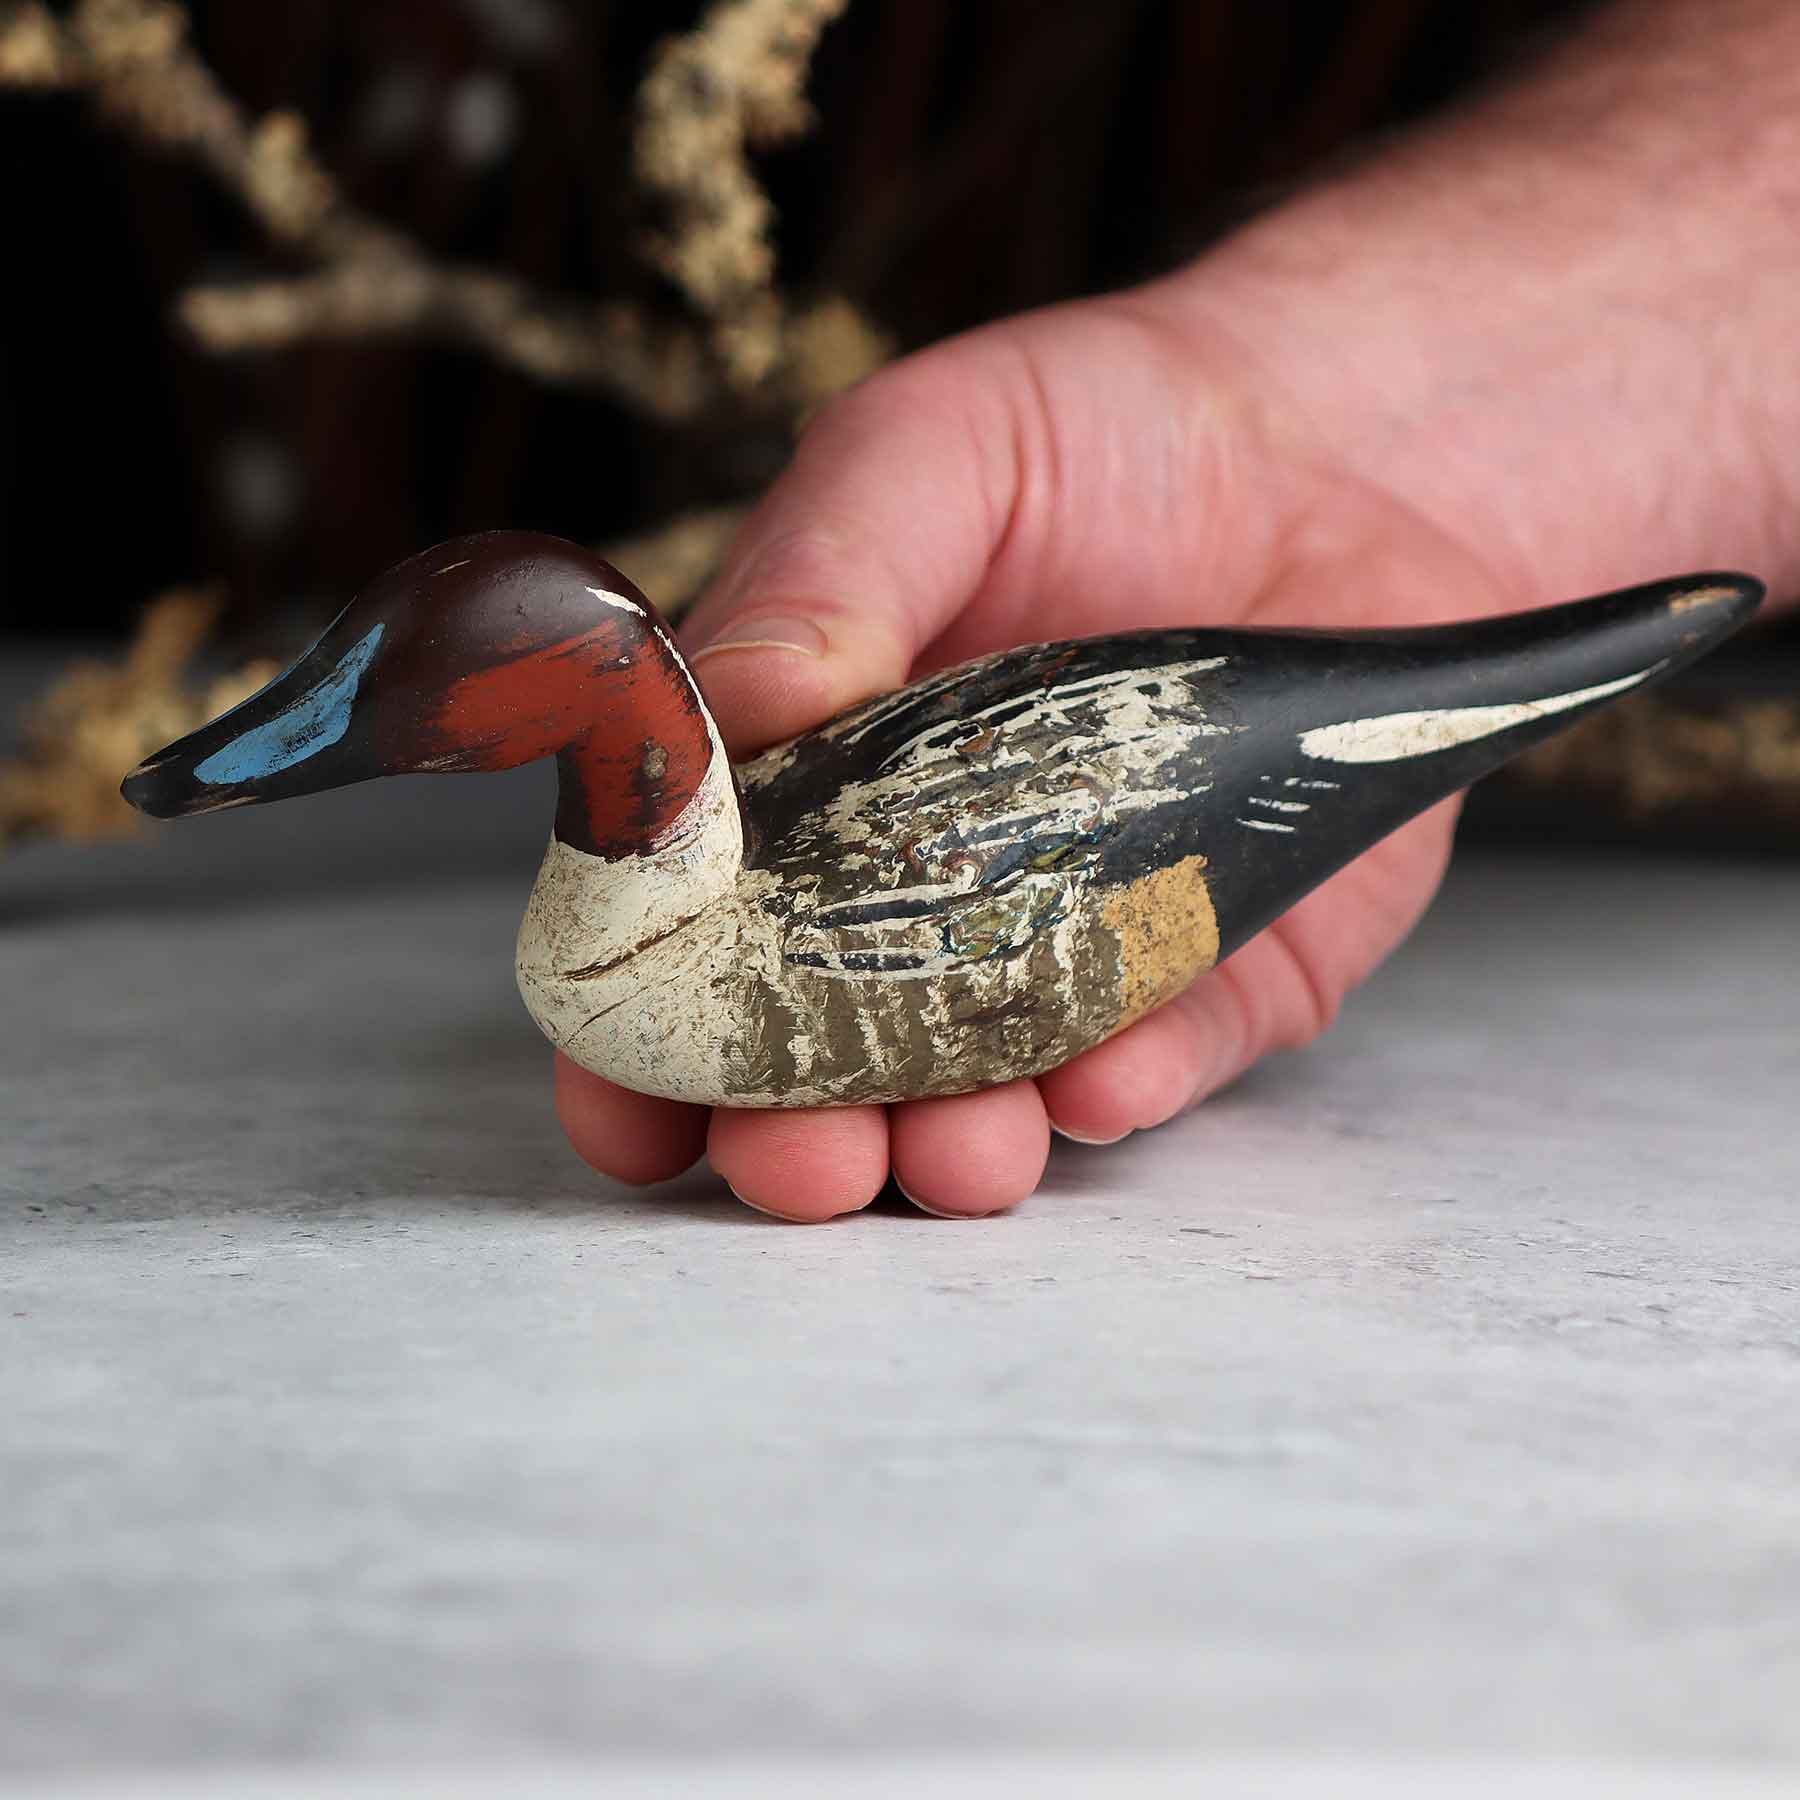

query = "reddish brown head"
120;531;719;858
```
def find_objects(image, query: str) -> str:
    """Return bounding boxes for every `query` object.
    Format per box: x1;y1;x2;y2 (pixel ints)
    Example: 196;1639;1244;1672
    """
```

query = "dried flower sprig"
634;0;851;391
1509;691;1800;827
0;592;277;847
2;0;756;420
176;263;714;423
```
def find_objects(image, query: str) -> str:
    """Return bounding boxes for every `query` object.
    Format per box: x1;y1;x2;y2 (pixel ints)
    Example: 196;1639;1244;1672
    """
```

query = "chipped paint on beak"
120;621;385;819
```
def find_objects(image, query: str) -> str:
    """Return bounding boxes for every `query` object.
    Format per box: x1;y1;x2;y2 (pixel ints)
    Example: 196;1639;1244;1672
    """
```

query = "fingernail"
1049;1123;1132;1147
892;1175;1004;1220
726;1182;813;1223
726;1180;876;1222
689;616;828;664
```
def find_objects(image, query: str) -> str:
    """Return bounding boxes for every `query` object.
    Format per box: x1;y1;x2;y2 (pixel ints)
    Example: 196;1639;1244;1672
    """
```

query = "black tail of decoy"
1190;573;1762;959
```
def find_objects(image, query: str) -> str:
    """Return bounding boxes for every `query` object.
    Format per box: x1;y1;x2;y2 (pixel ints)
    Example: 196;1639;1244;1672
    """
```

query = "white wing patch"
1297;667;1660;765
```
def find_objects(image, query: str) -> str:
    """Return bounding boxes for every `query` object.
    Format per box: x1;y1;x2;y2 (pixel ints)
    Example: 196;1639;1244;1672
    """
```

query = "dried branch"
6;0;884;420
634;0;851;389
1;0;380;253
0;0;66;84
175;257;885;426
1510;691;1800;824
0;0;716;418
177;262;713;422
776;291;890;414
0;593;277;849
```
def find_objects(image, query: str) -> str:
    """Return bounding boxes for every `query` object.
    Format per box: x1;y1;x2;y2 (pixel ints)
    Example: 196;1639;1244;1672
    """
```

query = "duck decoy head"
121;530;719;857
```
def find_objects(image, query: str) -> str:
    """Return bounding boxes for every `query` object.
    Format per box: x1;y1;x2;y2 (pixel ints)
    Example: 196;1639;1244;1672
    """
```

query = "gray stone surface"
2;720;1798;1793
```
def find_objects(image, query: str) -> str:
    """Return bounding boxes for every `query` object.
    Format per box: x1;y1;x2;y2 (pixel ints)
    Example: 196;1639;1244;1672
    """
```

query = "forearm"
1161;0;1800;612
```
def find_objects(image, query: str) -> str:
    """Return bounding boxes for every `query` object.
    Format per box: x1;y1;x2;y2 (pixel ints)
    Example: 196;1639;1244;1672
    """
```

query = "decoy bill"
122;532;1761;1107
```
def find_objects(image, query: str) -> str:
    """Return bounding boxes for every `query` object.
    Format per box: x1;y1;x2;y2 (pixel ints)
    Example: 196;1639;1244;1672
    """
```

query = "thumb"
677;355;1012;757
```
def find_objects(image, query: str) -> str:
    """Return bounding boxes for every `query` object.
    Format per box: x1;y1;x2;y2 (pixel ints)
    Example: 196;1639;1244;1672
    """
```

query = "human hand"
554;288;1517;1218
558;0;1800;1220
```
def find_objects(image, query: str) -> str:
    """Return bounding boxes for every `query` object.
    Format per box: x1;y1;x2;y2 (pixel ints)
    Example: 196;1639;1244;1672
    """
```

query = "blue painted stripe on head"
194;623;385;786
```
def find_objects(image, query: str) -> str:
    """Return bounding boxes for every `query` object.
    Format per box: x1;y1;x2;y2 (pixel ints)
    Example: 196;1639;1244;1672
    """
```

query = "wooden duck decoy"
122;532;1760;1107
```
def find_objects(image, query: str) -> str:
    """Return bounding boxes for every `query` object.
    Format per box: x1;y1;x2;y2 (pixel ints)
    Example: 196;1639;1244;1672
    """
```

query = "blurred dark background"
2;0;1594;644
2;0;1794;847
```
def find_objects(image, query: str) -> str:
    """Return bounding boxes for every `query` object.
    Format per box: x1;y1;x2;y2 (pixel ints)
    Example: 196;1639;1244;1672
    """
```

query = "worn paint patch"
1668;584;1744;615
193;623;384;785
1102;854;1219;1026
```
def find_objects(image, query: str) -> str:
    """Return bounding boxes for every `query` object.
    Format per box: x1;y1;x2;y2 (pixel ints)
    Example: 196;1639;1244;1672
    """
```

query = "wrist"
1138;0;1800;612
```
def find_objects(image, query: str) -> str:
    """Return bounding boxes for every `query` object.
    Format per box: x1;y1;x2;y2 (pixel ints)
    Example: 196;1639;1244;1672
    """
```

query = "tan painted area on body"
1102;854;1220;1027
1669;584;1743;615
